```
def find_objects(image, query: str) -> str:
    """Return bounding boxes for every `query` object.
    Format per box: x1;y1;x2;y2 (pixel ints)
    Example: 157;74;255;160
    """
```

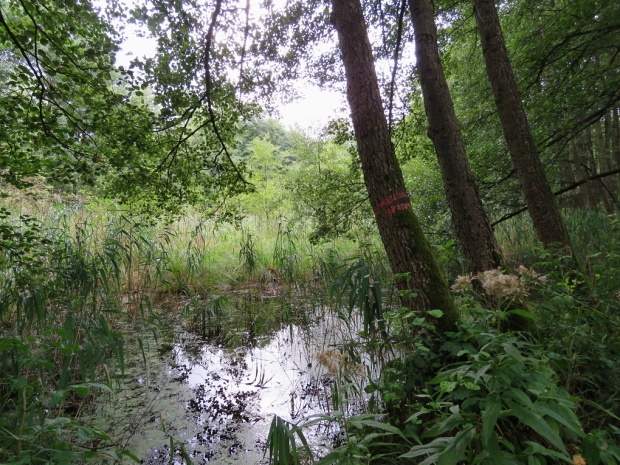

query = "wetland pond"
95;294;374;464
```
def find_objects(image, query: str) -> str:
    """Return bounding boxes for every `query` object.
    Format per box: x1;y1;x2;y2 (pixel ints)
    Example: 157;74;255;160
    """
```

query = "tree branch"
204;0;249;186
492;166;620;226
388;0;407;131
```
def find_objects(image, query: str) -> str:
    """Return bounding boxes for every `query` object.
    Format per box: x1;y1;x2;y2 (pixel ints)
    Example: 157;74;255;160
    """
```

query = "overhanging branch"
492;166;620;226
204;0;249;186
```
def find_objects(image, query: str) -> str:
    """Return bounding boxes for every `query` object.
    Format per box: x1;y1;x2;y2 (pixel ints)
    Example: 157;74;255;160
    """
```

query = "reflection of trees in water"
98;299;380;464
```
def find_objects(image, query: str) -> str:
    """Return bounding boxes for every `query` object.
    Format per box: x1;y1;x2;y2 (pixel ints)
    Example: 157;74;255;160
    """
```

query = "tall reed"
0;199;167;463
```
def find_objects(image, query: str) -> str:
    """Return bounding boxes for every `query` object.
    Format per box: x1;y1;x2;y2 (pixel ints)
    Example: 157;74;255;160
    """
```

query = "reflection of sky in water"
172;319;349;420
96;312;371;464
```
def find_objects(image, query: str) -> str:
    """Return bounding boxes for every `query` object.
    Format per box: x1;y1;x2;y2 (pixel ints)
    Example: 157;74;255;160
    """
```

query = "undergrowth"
1;191;618;465
267;210;620;465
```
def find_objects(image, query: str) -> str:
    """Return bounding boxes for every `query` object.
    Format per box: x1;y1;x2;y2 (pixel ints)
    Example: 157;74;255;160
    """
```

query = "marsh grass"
496;208;619;267
156;211;363;297
0;206;138;462
3;185;617;465
265;415;314;465
0;189;374;462
0;193;193;463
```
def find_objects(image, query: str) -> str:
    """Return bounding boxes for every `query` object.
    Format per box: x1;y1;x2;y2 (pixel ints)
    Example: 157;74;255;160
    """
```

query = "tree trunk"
568;142;584;208
408;0;502;275
614;108;620;168
596;119;615;213
611;109;620;199
471;0;575;258
574;134;597;208
561;153;578;209
331;0;458;333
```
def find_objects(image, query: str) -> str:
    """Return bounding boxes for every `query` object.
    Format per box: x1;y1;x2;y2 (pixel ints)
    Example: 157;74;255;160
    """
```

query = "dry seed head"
572;455;586;465
452;266;546;299
316;350;364;376
479;268;527;298
316;350;346;375
516;265;547;285
451;274;473;294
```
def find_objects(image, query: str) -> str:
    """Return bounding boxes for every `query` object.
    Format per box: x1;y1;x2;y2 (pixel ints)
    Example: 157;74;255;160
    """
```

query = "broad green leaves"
401;330;585;464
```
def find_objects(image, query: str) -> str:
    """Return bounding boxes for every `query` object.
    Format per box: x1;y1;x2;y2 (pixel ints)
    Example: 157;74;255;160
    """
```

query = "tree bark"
596;119;615;213
561;152;578;209
575;134;598;208
605;111;616;196
331;0;458;333
471;0;575;257
614;108;620;168
408;0;502;275
569;142;585;208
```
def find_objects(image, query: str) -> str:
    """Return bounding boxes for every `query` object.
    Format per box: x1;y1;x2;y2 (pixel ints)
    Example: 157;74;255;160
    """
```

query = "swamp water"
94;297;372;464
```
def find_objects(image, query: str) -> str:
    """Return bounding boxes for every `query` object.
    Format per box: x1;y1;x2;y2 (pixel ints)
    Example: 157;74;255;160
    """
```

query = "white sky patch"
117;34;158;68
92;0;158;68
94;0;351;130
276;85;347;131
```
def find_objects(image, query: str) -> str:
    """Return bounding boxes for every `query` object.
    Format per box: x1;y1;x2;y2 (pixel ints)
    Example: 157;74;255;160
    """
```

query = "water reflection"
97;311;368;464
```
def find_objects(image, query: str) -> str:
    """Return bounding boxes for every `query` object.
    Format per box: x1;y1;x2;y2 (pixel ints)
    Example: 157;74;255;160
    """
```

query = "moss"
397;208;460;333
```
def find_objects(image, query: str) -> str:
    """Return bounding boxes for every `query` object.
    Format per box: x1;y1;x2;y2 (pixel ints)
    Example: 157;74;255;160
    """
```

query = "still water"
96;306;368;464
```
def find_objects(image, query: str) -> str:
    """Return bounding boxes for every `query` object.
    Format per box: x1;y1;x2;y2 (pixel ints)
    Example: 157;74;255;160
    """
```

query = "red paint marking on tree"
374;191;410;215
385;202;411;217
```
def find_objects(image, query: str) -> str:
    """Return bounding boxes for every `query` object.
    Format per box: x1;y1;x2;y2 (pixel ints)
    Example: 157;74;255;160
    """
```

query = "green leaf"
402;437;452;459
72;385;89;396
501;341;524;362
506;308;535;320
69;382;112;394
523;441;574;463
43;416;71;427
0;337;29;351
314;451;346;465
527;455;545;465
424;412;464;438
354;419;410;441
437;426;476;465
180;443;194;464
535;402;583;438
118;450;142;463
482;395;501;447
427;309;444;318
507;388;534;408
419;453;442;465
506;400;568;455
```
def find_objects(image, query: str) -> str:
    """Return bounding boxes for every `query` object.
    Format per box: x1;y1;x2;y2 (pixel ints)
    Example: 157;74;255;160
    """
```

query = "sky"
113;11;346;132
275;86;347;131
98;0;413;132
